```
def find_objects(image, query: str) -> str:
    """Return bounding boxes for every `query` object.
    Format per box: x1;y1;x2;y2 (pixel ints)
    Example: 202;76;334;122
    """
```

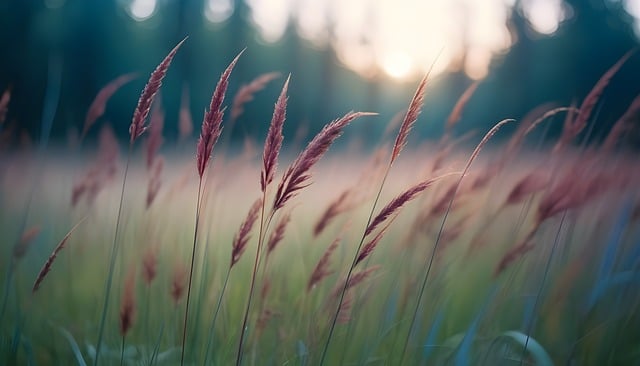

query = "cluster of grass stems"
0;42;639;365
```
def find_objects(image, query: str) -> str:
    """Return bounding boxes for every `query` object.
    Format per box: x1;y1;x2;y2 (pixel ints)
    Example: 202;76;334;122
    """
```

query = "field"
0;46;639;366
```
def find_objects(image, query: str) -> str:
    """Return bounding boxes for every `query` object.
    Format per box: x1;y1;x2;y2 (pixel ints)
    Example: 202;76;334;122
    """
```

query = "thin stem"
203;267;232;365
94;143;133;366
519;212;566;365
399;175;463;364
189;231;212;360
145;285;150;345
235;190;270;366
398;118;514;363
180;177;203;366
319;166;392;365
120;335;125;366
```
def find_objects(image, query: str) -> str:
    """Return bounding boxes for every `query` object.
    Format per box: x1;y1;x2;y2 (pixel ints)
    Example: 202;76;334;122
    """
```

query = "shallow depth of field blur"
1;1;640;365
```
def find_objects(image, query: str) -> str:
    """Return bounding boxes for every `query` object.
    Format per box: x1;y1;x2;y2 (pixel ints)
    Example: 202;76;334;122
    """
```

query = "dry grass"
1;48;639;366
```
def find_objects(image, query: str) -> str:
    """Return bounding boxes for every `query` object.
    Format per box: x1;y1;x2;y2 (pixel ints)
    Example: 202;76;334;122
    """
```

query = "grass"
0;48;639;365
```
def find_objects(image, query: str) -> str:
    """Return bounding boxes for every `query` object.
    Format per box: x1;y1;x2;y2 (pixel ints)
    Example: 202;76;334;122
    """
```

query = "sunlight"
381;52;413;79
245;0;520;80
243;0;640;80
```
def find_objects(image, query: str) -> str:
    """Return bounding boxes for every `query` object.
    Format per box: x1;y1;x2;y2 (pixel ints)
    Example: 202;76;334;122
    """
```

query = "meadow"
0;43;639;366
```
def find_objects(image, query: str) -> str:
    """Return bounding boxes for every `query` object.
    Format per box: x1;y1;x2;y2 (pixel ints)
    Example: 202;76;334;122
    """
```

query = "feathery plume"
446;81;479;133
391;73;429;164
171;263;187;304
14;226;41;259
130;37;186;143
505;170;550;206
231;198;262;268
196;50;243;177
83;73;137;138
308;237;340;292
355;221;393;265
365;175;452;238
603;93;640;151
257;308;278;333
32;218;86;292
120;265;137;336
503;103;555;156
0;86;11;125
267;211;290;255
314;147;388;237
501;105;575;165
141;245;158;286
273;111;375;210
261;75;290;192
494;238;535;277
260;277;271;303
337;291;353;324
313;190;351;237
560;50;634;147
231;72;280;121
438;216;469;247
536;167;609;223
146;157;163;209
72;125;119;207
426;182;459;219
332;265;380;298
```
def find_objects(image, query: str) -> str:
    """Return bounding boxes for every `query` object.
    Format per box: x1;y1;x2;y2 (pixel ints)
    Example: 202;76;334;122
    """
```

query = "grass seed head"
196;50;243;177
130;38;186;143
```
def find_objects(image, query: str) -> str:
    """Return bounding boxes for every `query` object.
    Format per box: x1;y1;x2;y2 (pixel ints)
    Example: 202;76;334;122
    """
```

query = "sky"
116;0;640;81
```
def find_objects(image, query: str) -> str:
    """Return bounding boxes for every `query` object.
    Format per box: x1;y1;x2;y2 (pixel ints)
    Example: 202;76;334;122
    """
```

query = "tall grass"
0;48;639;366
182;50;242;365
93;38;185;366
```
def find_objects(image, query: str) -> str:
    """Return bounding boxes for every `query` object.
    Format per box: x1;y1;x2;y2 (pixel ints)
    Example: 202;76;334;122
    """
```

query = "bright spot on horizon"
129;0;156;21
381;52;413;79
240;0;640;80
205;0;234;23
245;0;522;80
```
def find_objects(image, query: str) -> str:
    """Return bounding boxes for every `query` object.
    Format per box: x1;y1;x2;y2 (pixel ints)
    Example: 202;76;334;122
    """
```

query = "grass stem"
180;177;204;365
94;143;132;366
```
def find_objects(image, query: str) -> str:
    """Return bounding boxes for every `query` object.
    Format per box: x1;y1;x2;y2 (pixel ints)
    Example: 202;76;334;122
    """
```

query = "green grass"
0;146;638;365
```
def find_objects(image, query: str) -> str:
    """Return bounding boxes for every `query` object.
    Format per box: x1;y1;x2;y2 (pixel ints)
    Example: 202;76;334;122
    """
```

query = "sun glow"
244;0;523;80
381;52;413;79
244;0;640;80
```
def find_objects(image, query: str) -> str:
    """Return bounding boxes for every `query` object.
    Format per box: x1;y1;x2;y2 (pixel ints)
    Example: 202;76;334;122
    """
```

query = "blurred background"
0;0;639;149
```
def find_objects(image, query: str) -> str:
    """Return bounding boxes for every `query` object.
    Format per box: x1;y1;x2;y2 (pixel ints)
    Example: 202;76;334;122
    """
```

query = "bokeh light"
204;0;234;23
128;0;157;21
